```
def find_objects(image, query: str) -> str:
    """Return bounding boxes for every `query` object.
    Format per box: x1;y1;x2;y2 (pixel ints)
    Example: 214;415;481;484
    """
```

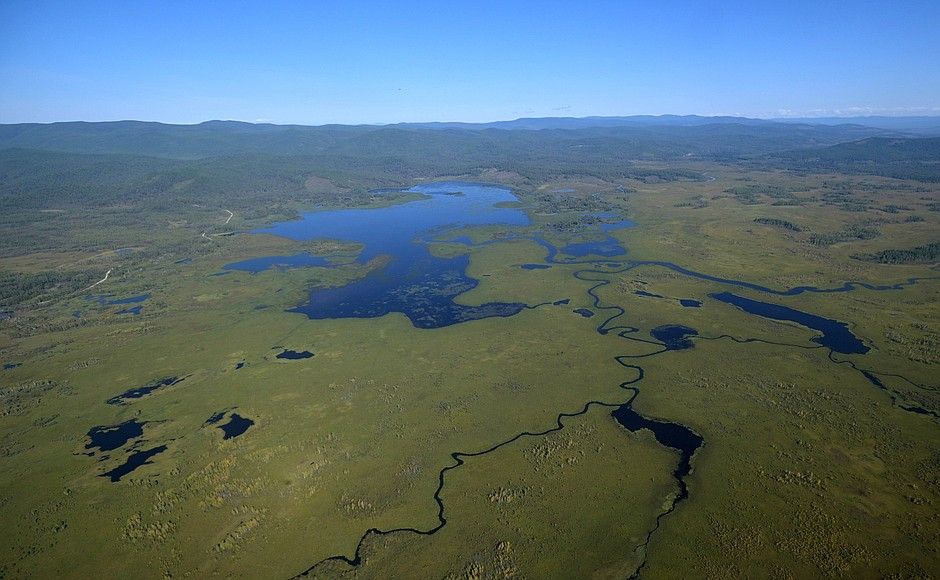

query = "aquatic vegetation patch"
650;325;699;350
87;293;151;306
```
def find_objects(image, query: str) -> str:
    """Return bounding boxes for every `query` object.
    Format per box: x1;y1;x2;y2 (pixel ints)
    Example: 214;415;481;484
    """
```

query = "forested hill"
1;120;937;202
762;137;940;182
0;117;887;160
0;121;367;159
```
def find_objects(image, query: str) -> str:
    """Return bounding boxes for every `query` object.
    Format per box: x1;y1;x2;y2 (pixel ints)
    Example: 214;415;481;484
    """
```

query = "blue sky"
1;0;938;124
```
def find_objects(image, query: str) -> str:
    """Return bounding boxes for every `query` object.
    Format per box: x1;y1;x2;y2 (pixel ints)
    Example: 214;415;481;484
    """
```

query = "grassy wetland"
0;122;938;578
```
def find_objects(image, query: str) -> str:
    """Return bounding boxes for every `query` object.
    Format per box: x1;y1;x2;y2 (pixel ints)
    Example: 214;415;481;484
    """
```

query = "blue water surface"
224;253;333;273
710;291;869;354
239;183;533;328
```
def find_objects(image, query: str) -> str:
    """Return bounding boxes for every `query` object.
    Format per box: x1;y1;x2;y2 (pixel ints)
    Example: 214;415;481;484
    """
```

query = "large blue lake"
234;182;533;328
225;180;875;357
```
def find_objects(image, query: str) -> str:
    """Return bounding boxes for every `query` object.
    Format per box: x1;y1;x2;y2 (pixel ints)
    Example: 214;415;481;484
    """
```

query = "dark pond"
3;362;19;370
634;291;701;309
553;298;571;305
116;306;143;315
574;308;595;317
520;263;551;270
107;376;185;405
238;183;533;329
219;413;254;439
85;419;146;453
235;362;246;369
611;404;703;501
710;292;868;354
650;325;699;350
101;294;150;305
100;445;167;482
276;349;314;360
635;290;665;298
72;310;81;318
206;411;225;424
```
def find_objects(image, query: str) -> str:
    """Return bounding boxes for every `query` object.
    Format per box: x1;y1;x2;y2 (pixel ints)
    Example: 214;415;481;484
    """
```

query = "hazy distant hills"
0;120;368;159
772;116;940;135
1;116;938;182
395;115;781;130
0;116;903;160
398;115;940;134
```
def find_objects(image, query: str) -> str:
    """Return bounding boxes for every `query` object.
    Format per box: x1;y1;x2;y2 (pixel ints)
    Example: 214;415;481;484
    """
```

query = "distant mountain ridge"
2;115;937;181
0;116;898;160
401;114;940;133
773;116;940;135
393;115;782;130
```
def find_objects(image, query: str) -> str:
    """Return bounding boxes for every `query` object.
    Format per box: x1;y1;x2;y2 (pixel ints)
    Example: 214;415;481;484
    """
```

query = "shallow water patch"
106;294;150;305
223;252;333;273
650;325;699;350
107;376;186;405
219;413;254;440
84;419;146;454
100;445;167;482
276;349;314;360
